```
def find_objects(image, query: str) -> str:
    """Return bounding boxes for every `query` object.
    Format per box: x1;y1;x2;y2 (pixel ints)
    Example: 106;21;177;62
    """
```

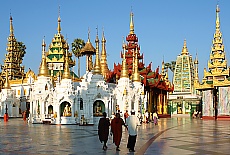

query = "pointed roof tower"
0;15;25;80
120;41;129;78
62;44;71;79
100;28;110;78
46;7;75;77
130;11;134;34
93;28;102;75
38;39;49;77
57;6;61;34
181;39;189;55
205;4;229;78
132;48;140;82
80;28;96;72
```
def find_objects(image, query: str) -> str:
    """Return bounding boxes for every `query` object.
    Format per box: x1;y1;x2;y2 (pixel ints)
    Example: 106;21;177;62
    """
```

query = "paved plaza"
0;117;229;155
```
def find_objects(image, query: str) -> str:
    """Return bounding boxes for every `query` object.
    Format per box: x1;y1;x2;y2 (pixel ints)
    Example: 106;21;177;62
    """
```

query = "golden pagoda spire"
181;39;189;55
93;27;101;75
62;44;71;79
38;39;49;77
161;56;165;75
57;6;61;34
132;47;140;82
215;5;220;32
100;28;109;78
10;15;14;35
4;70;11;89
194;52;199;81
130;10;134;34
120;39;129;78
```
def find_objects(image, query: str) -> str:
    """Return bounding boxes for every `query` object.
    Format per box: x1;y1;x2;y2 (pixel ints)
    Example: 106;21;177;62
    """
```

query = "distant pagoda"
168;40;201;116
45;13;77;80
196;5;230;119
108;11;173;117
1;16;25;81
173;40;195;93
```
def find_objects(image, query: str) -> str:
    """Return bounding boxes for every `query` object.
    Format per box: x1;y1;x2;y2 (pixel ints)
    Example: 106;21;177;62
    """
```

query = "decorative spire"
62;45;71;79
57;5;61;34
80;28;96;72
93;27;101;75
130;11;134;34
120;41;129;78
10;15;14;35
161;56;165;75
100;27;109;78
38;39;49;77
216;5;220;32
194;52;199;81
181;39;189;55
132;47;140;82
87;28;90;42
4;70;11;89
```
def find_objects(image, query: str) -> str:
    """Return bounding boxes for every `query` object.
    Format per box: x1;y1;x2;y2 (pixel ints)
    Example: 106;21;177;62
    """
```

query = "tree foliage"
71;38;85;58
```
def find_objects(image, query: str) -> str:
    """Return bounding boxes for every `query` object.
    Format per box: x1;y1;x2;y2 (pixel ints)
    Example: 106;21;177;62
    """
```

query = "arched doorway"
60;101;71;117
48;105;53;114
93;100;105;116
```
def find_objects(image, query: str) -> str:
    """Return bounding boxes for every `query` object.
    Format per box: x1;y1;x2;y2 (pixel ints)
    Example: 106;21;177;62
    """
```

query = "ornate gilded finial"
162;56;165;75
194;52;198;64
62;47;71;79
130;9;134;34
87;27;91;43
216;4;220;30
38;39;49;77
10;15;14;35
181;39;189;55
132;47;140;82
93;27;101;75
120;43;129;78
4;70;11;89
194;52;199;81
57;5;61;33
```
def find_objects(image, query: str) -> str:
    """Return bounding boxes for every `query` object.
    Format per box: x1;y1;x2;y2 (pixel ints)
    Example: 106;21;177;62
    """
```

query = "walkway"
0;117;229;154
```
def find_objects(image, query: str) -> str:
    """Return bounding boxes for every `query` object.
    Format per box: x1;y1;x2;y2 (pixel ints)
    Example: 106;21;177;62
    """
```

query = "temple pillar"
163;93;167;114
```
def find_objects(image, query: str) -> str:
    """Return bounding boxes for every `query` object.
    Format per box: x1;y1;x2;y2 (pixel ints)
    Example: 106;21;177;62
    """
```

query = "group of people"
98;110;141;152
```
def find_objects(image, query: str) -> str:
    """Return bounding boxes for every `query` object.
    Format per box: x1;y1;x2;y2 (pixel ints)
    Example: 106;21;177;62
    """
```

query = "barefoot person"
98;112;110;150
111;113;127;151
126;110;141;152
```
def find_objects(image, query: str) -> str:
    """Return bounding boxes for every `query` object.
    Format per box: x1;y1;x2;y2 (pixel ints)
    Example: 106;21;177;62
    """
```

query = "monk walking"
98;112;110;150
111;113;127;151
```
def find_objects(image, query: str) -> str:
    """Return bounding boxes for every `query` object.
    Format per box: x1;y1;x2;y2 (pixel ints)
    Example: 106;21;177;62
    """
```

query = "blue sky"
0;0;230;81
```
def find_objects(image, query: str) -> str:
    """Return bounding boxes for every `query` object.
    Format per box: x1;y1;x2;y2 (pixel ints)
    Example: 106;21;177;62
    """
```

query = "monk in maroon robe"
98;112;110;150
111;113;127;151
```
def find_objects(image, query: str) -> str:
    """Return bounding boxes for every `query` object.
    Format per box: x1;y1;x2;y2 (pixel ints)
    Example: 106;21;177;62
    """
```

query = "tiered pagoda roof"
45;14;77;80
108;11;173;92
196;5;230;89
0;16;25;80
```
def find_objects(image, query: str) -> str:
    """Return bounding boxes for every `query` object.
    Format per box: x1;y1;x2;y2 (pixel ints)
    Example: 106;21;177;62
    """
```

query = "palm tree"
71;38;85;77
165;61;176;83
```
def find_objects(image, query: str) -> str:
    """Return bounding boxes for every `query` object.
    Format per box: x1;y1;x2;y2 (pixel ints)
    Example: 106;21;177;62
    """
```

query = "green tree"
17;41;26;63
165;61;176;82
71;38;85;77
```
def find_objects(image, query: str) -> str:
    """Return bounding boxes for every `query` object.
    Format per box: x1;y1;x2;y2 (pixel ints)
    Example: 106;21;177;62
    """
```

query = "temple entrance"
48;105;53;114
60;101;72;117
93;100;105;116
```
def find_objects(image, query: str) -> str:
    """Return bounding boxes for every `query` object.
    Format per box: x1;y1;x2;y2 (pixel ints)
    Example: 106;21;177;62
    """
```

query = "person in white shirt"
126;110;141;152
